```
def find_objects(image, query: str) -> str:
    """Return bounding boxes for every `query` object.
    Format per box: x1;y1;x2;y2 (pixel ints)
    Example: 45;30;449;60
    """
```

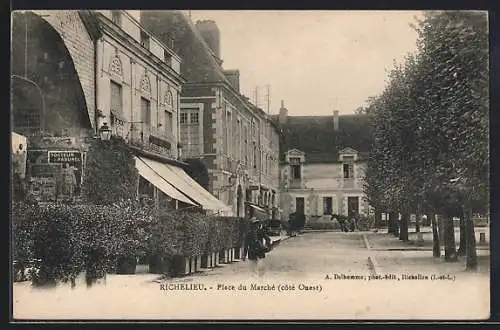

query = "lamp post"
177;142;183;160
98;122;112;141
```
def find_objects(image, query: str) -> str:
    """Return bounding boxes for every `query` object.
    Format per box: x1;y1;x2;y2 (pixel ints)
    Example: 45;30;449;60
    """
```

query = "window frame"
190;112;199;124
180;112;188;124
140;97;151;125
291;164;301;179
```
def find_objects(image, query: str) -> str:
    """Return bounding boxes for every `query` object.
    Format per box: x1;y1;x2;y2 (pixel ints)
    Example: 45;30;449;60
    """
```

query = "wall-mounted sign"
48;151;82;164
48;151;84;197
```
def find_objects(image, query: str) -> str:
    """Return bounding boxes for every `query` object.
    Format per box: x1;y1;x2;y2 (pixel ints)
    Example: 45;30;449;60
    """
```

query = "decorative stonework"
109;55;123;77
140;74;151;95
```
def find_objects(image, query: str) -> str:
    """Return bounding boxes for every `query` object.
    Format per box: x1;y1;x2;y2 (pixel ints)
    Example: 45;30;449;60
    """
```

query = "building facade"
93;10;183;160
141;11;280;218
11;10;229;214
273;106;373;224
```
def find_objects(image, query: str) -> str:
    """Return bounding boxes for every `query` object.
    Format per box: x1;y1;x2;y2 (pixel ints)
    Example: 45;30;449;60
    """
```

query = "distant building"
141;11;280;218
272;107;373;224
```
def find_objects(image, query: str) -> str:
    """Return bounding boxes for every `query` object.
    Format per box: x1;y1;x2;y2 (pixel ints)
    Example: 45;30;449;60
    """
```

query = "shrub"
81;136;138;205
12;201;38;281
179;211;210;257
11;201;153;287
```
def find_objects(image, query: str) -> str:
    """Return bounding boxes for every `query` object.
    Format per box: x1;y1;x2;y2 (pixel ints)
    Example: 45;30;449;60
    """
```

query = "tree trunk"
464;203;478;271
387;212;394;234
394;213;400;237
399;213;409;242
431;213;440;257
438;214;445;248
389;212;399;237
443;214;458;262
457;215;466;256
415;213;421;233
375;209;382;229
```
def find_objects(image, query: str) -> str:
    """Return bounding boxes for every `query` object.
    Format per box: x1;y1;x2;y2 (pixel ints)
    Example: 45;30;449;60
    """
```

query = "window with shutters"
141;97;151;126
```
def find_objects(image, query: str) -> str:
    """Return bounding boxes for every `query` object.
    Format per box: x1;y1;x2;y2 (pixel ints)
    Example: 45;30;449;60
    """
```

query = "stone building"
272;105;373;224
10;10;229;214
140;11;280;218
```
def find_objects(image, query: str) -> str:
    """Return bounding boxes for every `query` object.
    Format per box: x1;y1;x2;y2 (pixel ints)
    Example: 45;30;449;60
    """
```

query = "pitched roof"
271;114;373;164
140;10;231;85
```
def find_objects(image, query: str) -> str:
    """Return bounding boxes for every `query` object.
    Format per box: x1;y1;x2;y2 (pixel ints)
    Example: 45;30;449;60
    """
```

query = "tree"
81;136;138;205
363;11;488;268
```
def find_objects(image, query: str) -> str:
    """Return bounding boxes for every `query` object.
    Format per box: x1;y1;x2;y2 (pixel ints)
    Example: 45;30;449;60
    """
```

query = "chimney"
224;70;240;92
279;100;288;125
333;110;339;131
195;20;221;59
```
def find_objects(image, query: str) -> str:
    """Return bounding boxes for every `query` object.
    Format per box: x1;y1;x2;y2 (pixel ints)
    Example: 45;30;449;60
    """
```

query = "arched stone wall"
30;10;96;129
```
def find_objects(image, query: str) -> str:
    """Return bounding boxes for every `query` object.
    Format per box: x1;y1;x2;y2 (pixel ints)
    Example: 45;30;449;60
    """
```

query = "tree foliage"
81;136;138;205
363;11;489;217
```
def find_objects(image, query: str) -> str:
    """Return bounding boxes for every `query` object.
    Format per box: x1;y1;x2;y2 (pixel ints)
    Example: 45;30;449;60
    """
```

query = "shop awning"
134;156;196;206
248;203;267;213
137;156;232;215
168;165;232;215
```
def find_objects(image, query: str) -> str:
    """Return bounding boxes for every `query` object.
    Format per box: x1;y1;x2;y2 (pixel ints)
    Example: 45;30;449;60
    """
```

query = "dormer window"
164;49;172;66
343;155;354;179
111;11;122;26
140;31;150;50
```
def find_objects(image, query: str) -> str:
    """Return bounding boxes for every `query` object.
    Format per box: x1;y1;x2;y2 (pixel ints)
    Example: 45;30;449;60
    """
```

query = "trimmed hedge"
11;200;153;286
12;200;249;284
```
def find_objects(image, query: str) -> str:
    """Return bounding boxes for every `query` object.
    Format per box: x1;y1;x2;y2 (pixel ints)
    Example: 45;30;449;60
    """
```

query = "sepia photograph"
10;9;490;320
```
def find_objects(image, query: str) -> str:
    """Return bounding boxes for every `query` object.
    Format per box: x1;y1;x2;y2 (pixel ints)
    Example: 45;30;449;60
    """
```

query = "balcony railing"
128;124;175;159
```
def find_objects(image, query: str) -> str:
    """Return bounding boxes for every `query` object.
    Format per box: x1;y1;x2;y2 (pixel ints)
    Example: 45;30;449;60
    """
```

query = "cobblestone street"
13;231;489;320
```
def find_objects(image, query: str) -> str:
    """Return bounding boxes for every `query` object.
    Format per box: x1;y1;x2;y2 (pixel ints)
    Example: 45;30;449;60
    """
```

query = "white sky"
129;10;422;115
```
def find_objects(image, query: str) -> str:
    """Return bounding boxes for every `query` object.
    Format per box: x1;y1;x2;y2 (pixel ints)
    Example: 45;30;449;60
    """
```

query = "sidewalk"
364;231;490;278
368;226;489;251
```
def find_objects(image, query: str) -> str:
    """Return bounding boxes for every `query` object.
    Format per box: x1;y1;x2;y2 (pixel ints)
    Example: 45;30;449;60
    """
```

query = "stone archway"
11;10;99;135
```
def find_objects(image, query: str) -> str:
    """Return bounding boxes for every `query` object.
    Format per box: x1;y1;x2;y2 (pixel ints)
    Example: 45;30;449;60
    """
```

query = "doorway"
347;197;359;216
295;197;305;215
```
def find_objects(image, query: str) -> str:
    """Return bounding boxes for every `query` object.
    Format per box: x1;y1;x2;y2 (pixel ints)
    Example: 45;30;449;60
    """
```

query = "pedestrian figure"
243;218;269;277
336;215;349;232
61;163;77;200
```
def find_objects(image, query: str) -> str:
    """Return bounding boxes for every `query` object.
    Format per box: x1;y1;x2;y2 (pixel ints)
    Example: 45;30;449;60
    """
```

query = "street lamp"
177;142;183;159
98;123;112;141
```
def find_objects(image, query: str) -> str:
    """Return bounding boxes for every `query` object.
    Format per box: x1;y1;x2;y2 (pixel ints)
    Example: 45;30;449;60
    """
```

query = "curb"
361;232;380;276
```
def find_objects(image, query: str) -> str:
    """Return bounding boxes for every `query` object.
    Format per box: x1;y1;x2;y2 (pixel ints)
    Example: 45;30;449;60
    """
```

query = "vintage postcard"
11;10;490;321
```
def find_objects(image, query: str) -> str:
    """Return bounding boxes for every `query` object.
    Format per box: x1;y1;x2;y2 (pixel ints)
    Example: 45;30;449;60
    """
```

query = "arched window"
165;90;173;110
